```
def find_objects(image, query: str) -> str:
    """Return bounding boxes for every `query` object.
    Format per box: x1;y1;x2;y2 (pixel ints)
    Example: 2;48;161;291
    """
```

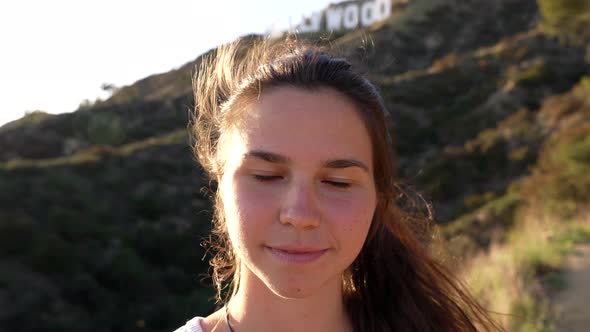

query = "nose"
279;179;321;229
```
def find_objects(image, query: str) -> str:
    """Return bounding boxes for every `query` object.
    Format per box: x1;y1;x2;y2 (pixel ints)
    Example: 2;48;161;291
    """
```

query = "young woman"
175;37;504;332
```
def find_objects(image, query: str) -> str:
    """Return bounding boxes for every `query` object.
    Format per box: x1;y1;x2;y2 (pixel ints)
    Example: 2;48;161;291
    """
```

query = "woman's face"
218;86;377;299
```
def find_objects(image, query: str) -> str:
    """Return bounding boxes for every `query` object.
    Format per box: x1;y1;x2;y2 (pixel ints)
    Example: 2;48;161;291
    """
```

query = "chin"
242;257;344;300
265;280;321;299
260;270;342;300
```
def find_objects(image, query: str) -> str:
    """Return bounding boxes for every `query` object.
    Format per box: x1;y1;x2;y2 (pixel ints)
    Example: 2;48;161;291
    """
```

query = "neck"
226;264;352;332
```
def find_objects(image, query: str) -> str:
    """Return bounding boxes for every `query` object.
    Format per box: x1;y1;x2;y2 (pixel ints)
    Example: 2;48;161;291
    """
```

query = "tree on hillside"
537;0;590;42
101;82;119;95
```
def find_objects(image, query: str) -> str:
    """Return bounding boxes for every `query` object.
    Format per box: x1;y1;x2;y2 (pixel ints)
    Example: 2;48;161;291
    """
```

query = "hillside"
1;0;589;331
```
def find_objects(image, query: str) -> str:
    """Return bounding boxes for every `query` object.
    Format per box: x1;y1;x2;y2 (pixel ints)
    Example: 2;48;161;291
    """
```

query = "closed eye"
253;174;283;182
253;175;351;188
323;180;351;188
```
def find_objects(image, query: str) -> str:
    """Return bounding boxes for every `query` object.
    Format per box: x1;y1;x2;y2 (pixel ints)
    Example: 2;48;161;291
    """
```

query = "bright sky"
0;0;336;126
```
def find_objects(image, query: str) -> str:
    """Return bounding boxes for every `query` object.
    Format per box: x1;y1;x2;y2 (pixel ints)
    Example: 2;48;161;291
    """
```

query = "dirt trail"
552;243;590;331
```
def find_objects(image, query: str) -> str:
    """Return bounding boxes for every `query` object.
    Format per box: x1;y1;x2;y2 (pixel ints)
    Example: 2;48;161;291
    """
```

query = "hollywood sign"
297;0;392;33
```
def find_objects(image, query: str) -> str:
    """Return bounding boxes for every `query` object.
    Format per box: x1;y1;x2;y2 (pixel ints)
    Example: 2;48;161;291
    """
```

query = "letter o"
343;4;359;29
361;2;375;27
374;0;392;21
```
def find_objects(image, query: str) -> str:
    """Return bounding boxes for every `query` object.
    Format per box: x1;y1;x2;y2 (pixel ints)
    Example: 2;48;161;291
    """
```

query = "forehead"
223;86;374;168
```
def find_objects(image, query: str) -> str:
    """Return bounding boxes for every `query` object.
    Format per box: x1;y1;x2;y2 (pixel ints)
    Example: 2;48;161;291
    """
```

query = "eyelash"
253;175;282;182
326;181;351;189
252;175;351;188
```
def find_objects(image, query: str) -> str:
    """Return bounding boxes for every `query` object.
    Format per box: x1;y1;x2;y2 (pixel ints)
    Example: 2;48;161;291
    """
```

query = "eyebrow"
243;150;370;172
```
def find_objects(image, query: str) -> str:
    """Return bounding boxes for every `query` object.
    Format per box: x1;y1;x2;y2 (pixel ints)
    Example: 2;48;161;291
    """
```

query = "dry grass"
460;211;590;331
0;129;187;170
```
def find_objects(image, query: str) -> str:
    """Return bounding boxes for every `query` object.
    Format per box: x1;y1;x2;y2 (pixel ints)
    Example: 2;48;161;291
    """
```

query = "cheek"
323;192;375;240
222;178;277;247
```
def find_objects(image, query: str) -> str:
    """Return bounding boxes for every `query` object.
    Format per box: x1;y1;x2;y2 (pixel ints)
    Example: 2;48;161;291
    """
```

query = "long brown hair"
190;36;504;332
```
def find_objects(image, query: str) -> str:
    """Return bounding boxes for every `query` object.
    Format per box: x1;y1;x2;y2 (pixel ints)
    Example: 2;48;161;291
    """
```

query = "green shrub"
0;110;53;132
27;233;81;274
86;112;126;145
0;212;38;256
524;123;590;217
538;0;590;42
100;245;149;292
48;207;110;242
510;296;553;332
573;76;590;104
510;59;557;87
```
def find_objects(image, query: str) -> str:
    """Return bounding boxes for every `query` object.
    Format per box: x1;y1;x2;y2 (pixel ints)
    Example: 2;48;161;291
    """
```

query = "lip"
265;246;329;264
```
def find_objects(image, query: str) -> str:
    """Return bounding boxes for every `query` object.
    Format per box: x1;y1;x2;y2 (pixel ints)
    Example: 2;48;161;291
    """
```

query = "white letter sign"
343;4;360;29
294;0;393;34
326;6;343;31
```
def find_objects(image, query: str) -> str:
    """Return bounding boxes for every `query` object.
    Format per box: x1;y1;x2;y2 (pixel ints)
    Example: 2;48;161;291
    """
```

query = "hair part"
190;36;505;331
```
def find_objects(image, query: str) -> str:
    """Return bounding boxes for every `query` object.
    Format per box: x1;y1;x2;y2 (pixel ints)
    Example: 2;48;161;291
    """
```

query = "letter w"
326;7;343;31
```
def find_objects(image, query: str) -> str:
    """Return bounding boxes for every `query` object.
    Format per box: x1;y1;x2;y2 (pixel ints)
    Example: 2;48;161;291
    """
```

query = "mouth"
265;246;329;264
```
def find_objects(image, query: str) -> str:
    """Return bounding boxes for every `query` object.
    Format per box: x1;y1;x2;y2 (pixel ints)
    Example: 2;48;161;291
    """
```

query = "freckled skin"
219;86;378;299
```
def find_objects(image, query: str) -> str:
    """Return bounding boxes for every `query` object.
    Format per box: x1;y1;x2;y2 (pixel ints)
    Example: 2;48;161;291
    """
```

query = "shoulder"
174;308;226;332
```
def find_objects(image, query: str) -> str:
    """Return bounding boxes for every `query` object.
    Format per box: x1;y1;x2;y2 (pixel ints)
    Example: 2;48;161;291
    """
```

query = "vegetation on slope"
455;75;590;330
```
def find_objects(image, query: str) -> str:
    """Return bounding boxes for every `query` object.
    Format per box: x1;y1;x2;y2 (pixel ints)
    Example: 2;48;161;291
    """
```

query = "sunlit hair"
190;35;505;331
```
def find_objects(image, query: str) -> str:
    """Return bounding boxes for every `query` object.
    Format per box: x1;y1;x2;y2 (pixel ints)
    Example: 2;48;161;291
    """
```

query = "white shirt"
173;316;204;332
